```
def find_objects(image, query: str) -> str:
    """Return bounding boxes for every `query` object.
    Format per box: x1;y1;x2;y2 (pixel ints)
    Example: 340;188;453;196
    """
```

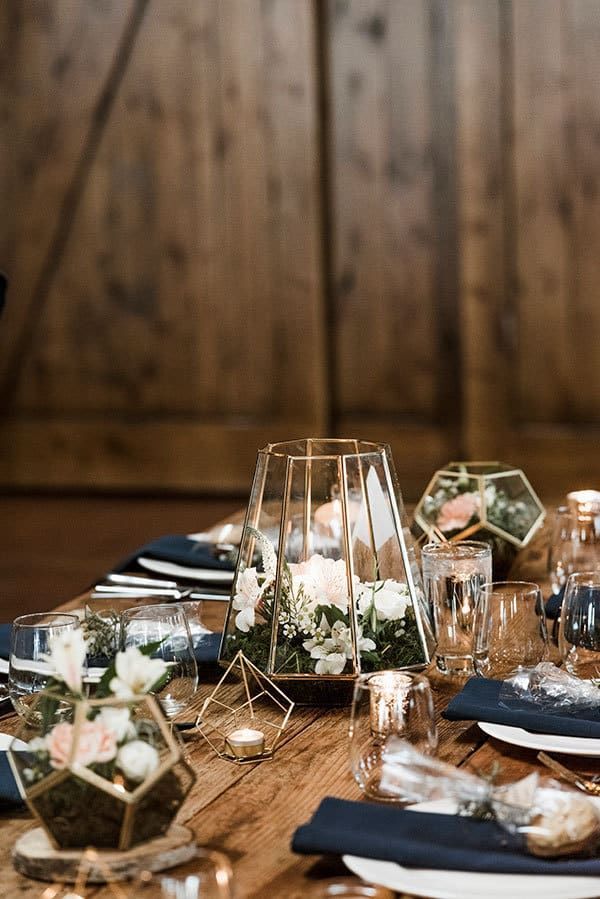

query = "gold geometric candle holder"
194;651;294;765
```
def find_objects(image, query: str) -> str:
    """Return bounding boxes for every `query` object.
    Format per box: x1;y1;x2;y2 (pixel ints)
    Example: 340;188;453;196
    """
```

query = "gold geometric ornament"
195;651;294;764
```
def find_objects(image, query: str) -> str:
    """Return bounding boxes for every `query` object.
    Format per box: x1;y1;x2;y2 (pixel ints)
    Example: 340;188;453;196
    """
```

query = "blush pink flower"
436;492;480;532
46;720;118;770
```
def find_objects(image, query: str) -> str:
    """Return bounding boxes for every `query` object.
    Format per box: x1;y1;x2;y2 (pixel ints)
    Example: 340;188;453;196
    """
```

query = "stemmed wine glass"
559;572;600;680
121;603;198;718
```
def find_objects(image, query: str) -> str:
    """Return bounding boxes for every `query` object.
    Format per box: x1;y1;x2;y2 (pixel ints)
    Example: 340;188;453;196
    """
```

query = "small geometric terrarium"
9;691;195;851
413;462;545;577
195;651;294;764
219;439;435;704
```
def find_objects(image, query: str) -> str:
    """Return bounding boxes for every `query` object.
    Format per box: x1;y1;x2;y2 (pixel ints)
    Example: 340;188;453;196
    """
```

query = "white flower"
232;567;262;632
358;579;409;622
289;555;352;610
96;706;135;742
303;616;375;674
314;652;347;675
116;740;160;782
109;646;167;699
43;628;88;694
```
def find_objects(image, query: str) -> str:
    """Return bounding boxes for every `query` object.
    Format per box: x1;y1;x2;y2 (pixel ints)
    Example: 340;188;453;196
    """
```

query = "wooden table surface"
4;512;595;899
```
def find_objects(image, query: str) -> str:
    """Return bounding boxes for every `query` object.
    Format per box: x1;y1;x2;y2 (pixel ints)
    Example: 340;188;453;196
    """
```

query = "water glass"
180;600;214;649
9;613;81;721
121;603;198;718
559;572;600;679
349;671;437;801
422;541;492;675
548;496;600;594
161;849;234;899
472;581;548;678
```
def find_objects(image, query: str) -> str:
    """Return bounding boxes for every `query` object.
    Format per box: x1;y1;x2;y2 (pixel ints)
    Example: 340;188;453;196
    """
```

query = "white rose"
97;707;135;742
109;646;167;699
358;580;409;622
116;740;160;782
43;628;88;694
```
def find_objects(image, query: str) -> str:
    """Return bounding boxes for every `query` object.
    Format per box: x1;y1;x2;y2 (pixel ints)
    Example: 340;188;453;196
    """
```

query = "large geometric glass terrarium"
219;439;435;704
413;461;545;578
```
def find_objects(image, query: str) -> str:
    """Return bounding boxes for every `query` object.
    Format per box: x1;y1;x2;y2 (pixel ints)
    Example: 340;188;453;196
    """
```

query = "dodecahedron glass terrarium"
413;462;545;577
219;439;435;704
9;692;195;850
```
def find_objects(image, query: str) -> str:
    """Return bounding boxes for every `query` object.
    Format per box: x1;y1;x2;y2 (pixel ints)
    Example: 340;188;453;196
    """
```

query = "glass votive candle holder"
349;671;437;802
421;541;492;675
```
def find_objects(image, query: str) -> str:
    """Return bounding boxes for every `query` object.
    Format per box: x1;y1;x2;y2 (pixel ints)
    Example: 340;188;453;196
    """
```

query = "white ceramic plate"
0;734;26;751
478;721;600;757
137;557;234;583
343;799;600;899
0;659;7;675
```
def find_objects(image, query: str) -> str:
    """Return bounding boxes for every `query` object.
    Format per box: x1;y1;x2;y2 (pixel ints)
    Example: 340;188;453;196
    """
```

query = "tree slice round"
12;824;197;883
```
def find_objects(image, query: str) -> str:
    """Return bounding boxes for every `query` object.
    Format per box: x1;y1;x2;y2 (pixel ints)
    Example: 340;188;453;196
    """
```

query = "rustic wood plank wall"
1;0;600;500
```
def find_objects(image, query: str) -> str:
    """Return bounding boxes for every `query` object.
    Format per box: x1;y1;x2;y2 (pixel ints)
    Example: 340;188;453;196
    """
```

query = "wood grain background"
1;0;599;500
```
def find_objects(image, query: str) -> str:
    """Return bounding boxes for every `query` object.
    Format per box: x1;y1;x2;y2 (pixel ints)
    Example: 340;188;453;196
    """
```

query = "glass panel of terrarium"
483;470;542;543
272;455;357;677
348;451;433;671
418;470;483;541
221;450;287;668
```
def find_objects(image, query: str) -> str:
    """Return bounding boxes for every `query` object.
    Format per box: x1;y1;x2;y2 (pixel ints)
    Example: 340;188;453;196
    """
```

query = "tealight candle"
368;672;412;738
224;727;265;758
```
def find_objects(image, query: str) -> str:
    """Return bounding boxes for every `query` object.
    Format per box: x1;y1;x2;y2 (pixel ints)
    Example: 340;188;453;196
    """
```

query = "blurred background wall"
2;0;600;502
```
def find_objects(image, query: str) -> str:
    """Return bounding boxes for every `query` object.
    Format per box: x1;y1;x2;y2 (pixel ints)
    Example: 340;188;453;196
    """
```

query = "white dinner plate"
343;799;600;899
0;734;26;751
0;659;7;675
137;557;234;583
478;721;600;757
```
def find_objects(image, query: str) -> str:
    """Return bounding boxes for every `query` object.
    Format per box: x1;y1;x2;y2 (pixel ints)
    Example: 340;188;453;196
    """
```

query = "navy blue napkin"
0;623;10;660
545;586;565;620
292;797;600;875
0;752;24;810
114;535;236;578
444;676;600;738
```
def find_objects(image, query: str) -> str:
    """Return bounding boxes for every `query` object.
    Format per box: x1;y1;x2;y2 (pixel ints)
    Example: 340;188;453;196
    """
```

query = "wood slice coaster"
13;824;197;883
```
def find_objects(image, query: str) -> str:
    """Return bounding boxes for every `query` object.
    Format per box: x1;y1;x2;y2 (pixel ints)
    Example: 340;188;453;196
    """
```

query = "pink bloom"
289;555;351;610
46;720;118;770
436;492;480;532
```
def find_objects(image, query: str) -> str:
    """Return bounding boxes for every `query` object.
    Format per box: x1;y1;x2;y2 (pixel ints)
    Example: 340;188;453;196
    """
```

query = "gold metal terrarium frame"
219;439;435;704
9;692;195;852
413;461;546;547
195;651;294;764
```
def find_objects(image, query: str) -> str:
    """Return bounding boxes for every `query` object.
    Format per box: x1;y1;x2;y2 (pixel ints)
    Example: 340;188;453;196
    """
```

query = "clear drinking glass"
422;541;492;675
559;572;600;679
349;671;437;801
161;849;234;899
473;581;548;678
547;506;577;595
9;613;81;721
121;603;198;718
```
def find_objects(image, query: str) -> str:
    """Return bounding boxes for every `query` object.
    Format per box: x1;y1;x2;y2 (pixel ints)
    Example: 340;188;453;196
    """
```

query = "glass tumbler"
473;581;548;678
559;572;600;679
422;541;492;675
121;603;198;718
161;849;234;899
9;613;81;721
349;671;437;801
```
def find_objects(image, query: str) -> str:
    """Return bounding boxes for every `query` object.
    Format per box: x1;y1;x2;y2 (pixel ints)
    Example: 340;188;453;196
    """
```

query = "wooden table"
4;514;595;898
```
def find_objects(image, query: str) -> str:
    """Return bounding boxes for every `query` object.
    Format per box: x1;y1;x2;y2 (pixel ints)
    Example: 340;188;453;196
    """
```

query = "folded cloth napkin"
0;752;24;810
0;623;10;660
292;797;600;875
114;535;236;577
444;676;600;738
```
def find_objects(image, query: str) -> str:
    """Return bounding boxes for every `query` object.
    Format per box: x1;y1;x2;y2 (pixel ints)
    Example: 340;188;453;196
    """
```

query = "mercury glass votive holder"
422;541;492;676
